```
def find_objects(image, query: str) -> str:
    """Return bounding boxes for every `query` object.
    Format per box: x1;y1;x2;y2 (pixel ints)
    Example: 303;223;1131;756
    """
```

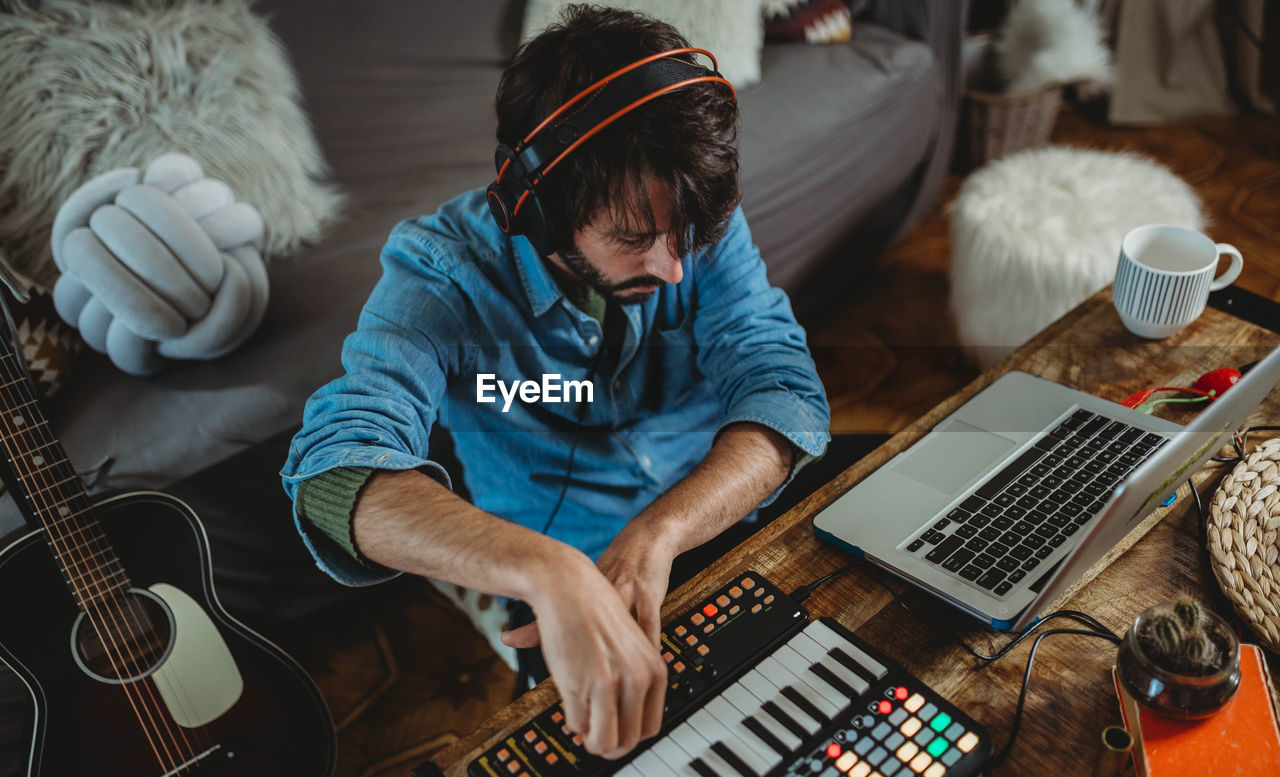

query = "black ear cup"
488;143;558;254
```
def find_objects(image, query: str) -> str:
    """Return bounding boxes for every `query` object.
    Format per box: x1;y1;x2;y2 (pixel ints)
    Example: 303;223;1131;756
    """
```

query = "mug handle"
1210;244;1244;291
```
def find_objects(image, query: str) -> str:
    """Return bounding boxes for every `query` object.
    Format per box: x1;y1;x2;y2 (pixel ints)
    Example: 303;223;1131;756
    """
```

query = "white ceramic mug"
1112;224;1244;339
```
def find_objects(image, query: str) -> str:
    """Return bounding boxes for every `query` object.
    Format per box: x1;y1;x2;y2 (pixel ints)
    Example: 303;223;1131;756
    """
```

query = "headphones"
486;48;735;256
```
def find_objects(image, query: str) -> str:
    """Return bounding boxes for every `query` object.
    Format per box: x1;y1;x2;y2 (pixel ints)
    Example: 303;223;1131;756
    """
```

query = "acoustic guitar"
0;314;336;775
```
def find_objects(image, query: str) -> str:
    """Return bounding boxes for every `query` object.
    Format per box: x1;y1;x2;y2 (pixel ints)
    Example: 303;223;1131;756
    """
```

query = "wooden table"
434;289;1280;777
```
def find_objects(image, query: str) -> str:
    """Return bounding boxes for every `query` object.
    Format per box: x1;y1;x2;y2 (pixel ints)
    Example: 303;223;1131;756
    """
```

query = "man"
281;5;829;761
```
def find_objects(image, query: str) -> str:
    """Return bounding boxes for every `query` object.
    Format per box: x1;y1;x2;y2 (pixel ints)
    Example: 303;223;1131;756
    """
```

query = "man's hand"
594;522;677;647
502;552;667;759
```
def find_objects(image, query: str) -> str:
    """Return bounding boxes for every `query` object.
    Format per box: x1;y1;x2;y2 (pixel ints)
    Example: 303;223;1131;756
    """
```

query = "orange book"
1112;644;1280;776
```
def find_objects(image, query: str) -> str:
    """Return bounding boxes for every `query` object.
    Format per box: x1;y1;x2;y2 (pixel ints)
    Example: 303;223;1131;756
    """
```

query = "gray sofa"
0;0;967;619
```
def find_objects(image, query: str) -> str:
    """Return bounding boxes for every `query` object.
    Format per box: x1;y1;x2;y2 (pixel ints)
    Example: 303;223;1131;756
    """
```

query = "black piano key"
711;742;760;777
809;662;858;699
828;647;881;687
742;716;790;757
780;686;828;724
760;701;809;741
690;758;722;777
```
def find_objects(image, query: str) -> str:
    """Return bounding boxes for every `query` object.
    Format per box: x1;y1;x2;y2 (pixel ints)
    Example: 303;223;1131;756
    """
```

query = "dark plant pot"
1116;605;1241;720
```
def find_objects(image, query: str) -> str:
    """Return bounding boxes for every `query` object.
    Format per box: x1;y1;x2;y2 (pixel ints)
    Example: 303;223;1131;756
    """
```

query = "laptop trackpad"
890;421;1016;495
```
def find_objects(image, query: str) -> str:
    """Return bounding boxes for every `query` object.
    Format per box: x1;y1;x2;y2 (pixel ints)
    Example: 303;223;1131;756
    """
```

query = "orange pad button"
674;625;687;637
524;731;537;743
535;742;548;754
716;595;730;607
546;754;559;766
751;603;762;614
506;761;521;774
697;644;709;656
496;748;511;762
741;577;755;589
686;634;699;646
729;586;743;599
691;613;705;626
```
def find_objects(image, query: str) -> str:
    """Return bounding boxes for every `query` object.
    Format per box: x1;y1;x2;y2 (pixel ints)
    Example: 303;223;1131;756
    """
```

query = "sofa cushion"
739;23;940;292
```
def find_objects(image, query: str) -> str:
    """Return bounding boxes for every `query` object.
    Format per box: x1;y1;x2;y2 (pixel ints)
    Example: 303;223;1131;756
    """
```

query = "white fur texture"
997;0;1113;93
522;0;763;89
0;0;344;288
950;147;1204;367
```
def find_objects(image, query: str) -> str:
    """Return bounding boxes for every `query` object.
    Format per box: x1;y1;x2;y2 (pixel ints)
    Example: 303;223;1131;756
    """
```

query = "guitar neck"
0;347;130;610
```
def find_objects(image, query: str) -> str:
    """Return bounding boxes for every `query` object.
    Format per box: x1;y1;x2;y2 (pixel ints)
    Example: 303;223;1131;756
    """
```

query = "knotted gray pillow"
51;153;269;376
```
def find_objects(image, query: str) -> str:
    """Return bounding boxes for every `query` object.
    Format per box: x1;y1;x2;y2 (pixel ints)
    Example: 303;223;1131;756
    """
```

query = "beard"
557;241;666;305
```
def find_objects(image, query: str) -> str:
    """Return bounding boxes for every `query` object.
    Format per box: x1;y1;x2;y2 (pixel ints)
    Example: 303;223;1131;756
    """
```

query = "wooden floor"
287;104;1280;777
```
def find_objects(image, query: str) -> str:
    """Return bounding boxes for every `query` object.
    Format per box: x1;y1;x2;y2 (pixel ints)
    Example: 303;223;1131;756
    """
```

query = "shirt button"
639;456;651;468
587;334;600;345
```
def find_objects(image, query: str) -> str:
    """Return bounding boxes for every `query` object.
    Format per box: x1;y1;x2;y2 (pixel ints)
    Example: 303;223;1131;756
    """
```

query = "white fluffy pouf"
950;146;1204;367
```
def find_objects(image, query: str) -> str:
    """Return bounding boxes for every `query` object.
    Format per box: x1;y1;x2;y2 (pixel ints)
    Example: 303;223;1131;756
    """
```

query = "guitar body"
0;491;336;776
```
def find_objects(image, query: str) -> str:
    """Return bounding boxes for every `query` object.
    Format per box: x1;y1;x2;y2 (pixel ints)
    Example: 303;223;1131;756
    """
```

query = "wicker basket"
960;84;1064;170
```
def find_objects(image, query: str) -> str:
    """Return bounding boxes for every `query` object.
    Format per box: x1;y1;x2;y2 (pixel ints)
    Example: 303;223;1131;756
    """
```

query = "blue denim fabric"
281;189;830;586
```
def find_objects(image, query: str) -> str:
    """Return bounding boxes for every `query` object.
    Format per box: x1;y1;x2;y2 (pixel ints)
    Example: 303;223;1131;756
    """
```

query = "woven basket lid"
1207;437;1280;652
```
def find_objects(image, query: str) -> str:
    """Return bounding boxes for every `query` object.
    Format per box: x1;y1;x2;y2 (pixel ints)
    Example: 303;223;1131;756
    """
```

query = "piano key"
616;764;646;777
803;622;887;680
741;715;793;757
688;709;774;776
760;700;812;740
808;661;859;700
724;679;801;750
704;698;784;770
743;671;822;735
633;750;681;777
688;760;718;777
768;646;846;714
779;686;830;728
829;647;883;689
710;742;760;777
651;736;701;777
757;652;839;721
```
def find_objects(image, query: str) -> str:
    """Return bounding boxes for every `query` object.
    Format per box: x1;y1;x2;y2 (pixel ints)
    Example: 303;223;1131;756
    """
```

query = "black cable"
1211;425;1280;463
539;346;607;536
790;562;858;602
984;627;1122;770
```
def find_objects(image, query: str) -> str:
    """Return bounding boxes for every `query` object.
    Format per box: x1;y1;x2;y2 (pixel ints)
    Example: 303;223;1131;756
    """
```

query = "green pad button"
930;711;952;733
927;737;949;758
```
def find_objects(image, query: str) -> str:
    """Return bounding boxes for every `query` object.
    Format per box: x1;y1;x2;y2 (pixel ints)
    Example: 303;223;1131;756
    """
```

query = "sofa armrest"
859;0;970;234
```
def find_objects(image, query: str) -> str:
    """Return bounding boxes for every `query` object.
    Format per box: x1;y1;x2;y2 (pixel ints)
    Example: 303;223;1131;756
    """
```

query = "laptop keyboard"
906;409;1167;597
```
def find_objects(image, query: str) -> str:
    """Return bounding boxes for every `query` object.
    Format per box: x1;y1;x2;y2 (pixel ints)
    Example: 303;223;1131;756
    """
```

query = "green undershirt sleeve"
296;466;375;563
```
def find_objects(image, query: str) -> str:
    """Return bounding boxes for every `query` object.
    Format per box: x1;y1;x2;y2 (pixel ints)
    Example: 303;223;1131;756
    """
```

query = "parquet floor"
287;104;1280;777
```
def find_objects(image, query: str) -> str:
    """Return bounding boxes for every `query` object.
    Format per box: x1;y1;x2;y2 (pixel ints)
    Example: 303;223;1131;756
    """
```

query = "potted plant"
1116;595;1241;719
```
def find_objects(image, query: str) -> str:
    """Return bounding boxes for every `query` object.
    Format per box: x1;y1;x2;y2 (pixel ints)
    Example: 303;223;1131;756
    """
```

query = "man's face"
548;180;683;305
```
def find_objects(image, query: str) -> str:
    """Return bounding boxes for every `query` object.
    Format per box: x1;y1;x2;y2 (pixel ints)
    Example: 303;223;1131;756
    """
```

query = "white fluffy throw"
997;0;1113;94
950;147;1204;367
51;153;269;376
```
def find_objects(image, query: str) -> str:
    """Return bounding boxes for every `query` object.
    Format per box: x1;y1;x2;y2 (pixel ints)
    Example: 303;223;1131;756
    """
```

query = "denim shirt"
281;189;830;586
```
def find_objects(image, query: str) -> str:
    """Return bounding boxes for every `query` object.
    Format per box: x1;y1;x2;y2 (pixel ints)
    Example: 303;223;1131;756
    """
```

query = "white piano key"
650;733;701;777
741;668;821;735
803;621;887;679
791;630;868;695
758;652;841;719
703;698;783;771
772;643;850;710
688;708;773;776
667;722;737;777
616;763;646;777
721;684;801;751
633;750;681;777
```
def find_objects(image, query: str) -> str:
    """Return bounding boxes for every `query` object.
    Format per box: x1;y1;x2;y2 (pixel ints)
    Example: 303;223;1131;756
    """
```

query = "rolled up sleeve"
692;208;831;504
281;223;471;586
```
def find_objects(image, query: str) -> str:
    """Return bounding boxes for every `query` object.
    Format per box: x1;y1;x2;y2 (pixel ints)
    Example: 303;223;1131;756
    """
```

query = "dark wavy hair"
495;4;740;256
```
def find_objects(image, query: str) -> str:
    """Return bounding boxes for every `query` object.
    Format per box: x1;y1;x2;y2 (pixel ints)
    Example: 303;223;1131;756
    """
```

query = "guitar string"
0;353;193;772
0;354;191;771
0;358;195;773
0;364;216;760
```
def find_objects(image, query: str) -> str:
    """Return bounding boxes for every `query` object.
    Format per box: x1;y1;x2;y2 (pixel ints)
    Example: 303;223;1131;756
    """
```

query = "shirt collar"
511;237;564;317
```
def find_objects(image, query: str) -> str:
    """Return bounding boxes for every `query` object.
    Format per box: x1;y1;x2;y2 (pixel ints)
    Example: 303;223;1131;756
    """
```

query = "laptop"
813;345;1280;631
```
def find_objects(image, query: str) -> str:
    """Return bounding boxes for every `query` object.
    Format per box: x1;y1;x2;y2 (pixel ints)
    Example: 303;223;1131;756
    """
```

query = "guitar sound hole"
71;588;175;684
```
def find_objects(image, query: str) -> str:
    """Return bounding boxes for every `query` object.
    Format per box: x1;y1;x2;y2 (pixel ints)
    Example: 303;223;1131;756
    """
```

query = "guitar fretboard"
0;349;130;610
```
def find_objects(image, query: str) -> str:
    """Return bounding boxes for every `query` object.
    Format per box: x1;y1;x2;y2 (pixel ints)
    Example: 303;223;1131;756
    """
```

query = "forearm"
351;468;589;603
625;422;793;556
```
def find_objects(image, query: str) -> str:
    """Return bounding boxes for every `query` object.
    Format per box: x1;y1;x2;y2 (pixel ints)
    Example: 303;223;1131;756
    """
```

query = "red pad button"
826;743;842;759
894;686;909;701
877;700;893;715
703;603;718;618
